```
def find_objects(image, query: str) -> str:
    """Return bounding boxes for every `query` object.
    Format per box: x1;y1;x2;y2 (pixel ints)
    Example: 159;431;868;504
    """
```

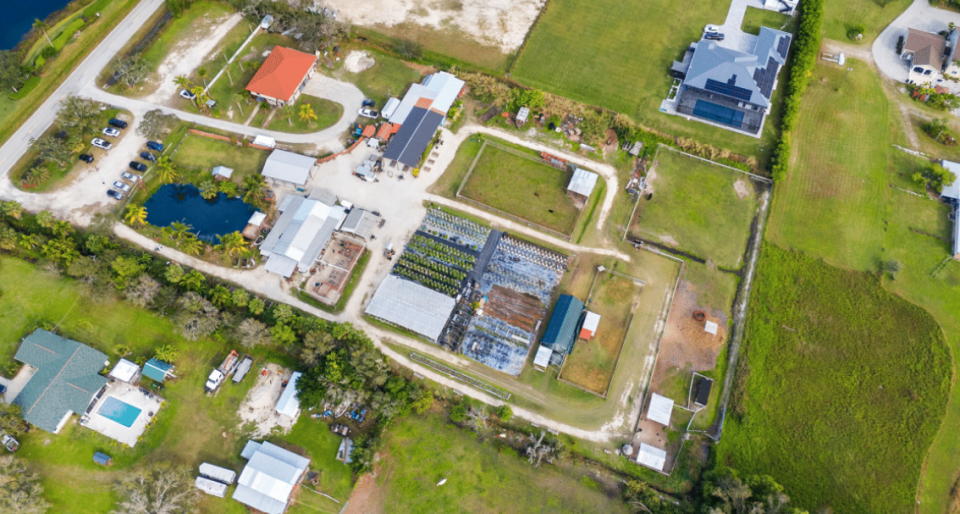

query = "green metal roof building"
13;330;109;433
143;358;174;383
540;295;585;357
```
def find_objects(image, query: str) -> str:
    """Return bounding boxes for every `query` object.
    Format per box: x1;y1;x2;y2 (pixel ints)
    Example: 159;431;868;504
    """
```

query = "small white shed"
636;443;667;471
647;393;674;426
109;359;140;383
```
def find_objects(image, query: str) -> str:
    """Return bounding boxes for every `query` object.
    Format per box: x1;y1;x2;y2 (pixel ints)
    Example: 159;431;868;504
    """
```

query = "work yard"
717;246;951;514
630;148;761;269
377;412;629;514
456;137;598;239
558;269;644;396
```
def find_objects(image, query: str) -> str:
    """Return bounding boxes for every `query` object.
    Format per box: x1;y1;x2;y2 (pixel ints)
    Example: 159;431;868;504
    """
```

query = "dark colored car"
139;151;156;162
703;32;725;41
146;141;164;152
129;161;147;172
108;118;128;129
79;154;94;163
106;189;123;200
362;98;376;107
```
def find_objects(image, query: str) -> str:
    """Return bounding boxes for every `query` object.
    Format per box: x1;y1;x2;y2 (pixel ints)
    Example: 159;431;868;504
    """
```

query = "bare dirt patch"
344;50;375;73
734;179;749;200
655;280;726;373
324;0;545;52
237;363;297;437
342;472;385;514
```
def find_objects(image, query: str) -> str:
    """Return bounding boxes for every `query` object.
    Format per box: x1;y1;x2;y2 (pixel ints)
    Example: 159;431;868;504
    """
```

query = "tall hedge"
771;0;824;182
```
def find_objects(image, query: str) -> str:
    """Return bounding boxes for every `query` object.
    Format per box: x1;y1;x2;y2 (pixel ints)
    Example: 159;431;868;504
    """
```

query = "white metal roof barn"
567;166;599;198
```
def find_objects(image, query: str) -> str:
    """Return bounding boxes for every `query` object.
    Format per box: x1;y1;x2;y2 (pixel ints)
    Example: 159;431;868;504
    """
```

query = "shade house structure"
636;443;667;472
647;393;674;426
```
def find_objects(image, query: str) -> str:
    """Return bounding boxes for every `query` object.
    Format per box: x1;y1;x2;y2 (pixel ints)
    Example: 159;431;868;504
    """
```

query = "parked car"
0;384;6;395
146;141;164;152
106;190;123;200
108;118;128;129
91;138;112;150
112;181;131;192
129;162;147;172
358;108;379;119
102;127;120;137
704;32;725;41
121;171;138;181
179;89;196;100
704;24;721;34
362;98;376;107
139;151;157;162
79;154;94;163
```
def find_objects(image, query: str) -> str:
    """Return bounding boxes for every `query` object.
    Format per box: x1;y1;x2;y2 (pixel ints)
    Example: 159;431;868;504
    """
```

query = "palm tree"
33;19;52;47
1;200;23;220
197;68;208;88
181;269;204;291
154;156;179;184
179;235;203;256
154;344;178;364
189;86;206;108
199;179;218;200
298;103;317;124
24;166;50;187
219;180;238;197
280;104;294;126
35;210;55;229
209;285;232;308
18;234;37;250
52;220;73;238
171;221;191;241
233;90;247;116
173;75;191;90
216;231;245;256
124;205;148;227
242;174;266;205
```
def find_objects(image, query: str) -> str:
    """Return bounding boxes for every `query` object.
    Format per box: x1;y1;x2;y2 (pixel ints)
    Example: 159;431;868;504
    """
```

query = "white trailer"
199;463;236;485
195;477;228;498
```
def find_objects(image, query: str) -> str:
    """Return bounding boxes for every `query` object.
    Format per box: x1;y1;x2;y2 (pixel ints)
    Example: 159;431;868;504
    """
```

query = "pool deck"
80;381;163;447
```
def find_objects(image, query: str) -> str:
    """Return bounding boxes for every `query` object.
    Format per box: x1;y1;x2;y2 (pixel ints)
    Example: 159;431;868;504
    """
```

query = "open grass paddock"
717;246;951;513
630;148;760;268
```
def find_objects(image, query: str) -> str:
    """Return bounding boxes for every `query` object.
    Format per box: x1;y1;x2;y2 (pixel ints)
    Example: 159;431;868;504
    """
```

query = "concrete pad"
80;381;163;447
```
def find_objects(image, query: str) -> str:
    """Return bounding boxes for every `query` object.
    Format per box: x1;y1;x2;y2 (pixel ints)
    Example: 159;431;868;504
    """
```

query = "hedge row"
771;0;825;182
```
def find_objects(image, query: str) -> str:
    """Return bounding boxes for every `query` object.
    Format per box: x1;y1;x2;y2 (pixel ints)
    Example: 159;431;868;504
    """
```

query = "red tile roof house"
245;46;319;107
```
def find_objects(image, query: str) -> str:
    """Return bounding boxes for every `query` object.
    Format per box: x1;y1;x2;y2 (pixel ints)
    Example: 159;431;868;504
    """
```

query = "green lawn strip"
330;49;423;107
379;413;630;514
572;179;604;244
766;60;891;271
510;0;781;162
632;149;758;268
741;7;797;35
168;133;269;185
25;0;109;65
716;245;951;513
0;0;139;146
264;96;342;133
297;249;371;314
823;0;911;43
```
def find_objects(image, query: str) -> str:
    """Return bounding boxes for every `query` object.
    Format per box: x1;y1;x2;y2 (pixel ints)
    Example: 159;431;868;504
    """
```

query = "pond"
144;184;254;242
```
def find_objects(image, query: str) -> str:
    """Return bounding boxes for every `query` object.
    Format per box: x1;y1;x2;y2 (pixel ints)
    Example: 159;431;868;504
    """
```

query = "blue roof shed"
540;295;584;355
143;358;173;382
93;452;112;466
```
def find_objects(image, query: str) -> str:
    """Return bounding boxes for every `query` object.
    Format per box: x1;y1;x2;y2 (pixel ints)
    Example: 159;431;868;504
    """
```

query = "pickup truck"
205;350;240;393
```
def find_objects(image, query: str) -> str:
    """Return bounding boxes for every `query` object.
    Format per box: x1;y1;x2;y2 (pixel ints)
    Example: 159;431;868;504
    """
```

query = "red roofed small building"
246;46;318;107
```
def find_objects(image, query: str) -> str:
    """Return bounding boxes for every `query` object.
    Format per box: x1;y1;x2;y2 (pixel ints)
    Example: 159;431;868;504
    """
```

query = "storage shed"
540;295;585;360
212;166;234;181
647;393;674;426
636;443;667;471
275;372;302;418
109;359;140;383
567;167;599;198
381;97;400;119
532;345;553;371
143;358;174;383
579;311;600;340
695;377;713;407
93;452;112;466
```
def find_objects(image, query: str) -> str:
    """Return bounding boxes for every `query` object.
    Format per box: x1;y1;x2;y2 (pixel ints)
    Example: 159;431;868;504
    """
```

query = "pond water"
145;184;254;242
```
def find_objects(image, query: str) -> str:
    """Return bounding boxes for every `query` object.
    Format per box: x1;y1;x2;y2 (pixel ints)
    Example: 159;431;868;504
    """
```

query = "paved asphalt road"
0;0;166;173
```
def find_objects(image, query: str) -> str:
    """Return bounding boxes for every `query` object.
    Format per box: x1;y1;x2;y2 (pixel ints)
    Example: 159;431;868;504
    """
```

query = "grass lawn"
766;60;892;271
169;133;269;184
716;245;951;513
823;0;911;43
263;96;343;133
379;413;629;514
0;256;350;513
558;270;643;395
510;0;784;162
458;139;587;237
0;0;139;147
740;7;797;35
331;49;423;107
630;148;759;268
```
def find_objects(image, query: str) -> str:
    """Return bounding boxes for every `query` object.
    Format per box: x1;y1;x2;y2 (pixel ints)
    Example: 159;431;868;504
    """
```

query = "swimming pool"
97;397;142;428
144;184;255;242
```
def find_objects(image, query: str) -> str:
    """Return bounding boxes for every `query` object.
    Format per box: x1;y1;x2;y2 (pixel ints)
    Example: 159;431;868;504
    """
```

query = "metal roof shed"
579;311;600;340
109;359;140;383
636;443;667;471
381;97;401;119
200;463;237;484
143;358;174;382
532;345;553;370
233;441;310;514
93;452;112;466
275;372;302;418
262;150;316;187
212;166;234;180
647;393;674;426
540;295;585;355
196;477;228;498
567;167;599;198
364;275;456;342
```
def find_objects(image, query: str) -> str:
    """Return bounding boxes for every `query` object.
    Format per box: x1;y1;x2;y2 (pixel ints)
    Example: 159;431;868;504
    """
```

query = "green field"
0;256;352;514
379;413;629;513
264;95;343;133
510;0;782;159
630;149;760;268
458;139;594;238
331;49;423;108
717;246;951;513
740;7;796;36
170;133;269;183
823;0;911;43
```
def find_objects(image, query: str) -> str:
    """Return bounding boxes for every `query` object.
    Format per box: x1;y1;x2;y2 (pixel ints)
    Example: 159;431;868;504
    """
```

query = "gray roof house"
262;150;317;187
234;440;310;514
13;330;109;433
671;27;792;136
340;208;378;239
259;194;346;277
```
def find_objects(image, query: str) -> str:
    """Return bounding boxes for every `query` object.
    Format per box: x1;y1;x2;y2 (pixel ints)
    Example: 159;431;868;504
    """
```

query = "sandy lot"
344;51;375;73
237;363;298;437
143;12;243;104
325;0;545;52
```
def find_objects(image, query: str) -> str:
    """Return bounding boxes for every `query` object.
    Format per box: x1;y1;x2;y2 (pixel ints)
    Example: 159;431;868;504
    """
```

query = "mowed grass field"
0;257;352;514
823;0;911;43
631;149;759;268
717;246;951;514
511;0;781;159
559;271;643;395
459;141;586;236
379;413;629;514
170;134;269;182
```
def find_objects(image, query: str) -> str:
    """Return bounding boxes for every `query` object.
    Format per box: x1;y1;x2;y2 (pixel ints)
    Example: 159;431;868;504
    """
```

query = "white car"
91;138;112;150
180;89;196;100
112;181;131;192
120;171;138;181
102;127;120;137
704;24;721;34
358;108;379;119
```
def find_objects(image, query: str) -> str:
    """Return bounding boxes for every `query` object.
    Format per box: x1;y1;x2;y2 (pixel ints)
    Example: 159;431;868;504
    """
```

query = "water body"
1;0;72;50
145;184;254;242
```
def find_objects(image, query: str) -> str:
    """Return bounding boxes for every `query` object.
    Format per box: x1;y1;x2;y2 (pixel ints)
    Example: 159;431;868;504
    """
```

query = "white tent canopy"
636;443;667;471
647;393;674;426
109;359;139;382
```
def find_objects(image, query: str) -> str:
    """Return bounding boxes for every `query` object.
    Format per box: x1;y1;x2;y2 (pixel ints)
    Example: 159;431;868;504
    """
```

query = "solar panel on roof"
383;107;427;161
704;78;753;101
753;57;780;98
776;35;791;59
692;100;744;128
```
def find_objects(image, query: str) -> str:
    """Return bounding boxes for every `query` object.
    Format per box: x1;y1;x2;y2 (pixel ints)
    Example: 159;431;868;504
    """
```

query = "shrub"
449;403;467;423
496;404;513;422
846;23;866;41
394;40;423;60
